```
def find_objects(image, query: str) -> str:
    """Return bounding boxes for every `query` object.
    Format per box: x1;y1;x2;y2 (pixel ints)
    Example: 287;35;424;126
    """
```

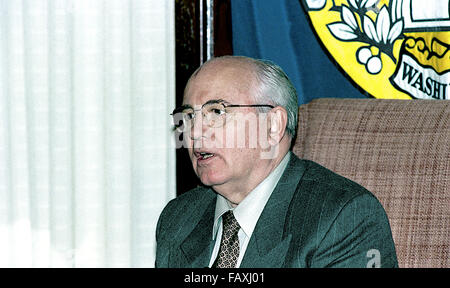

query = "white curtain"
0;0;175;267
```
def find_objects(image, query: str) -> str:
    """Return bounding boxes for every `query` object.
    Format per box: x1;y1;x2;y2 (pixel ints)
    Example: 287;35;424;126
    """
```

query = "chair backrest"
293;98;450;268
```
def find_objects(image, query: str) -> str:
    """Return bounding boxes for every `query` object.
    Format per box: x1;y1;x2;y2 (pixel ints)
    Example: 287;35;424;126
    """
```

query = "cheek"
225;149;255;173
222;116;267;149
213;123;244;149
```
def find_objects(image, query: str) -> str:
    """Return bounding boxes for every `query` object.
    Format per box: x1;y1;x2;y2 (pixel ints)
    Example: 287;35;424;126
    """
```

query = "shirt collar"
212;152;291;239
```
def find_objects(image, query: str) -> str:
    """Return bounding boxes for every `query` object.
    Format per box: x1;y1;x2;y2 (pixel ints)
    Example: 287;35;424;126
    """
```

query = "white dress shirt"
208;152;291;267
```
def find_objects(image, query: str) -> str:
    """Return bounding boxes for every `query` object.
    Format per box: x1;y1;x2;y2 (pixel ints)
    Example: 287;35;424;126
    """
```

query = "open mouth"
195;151;216;162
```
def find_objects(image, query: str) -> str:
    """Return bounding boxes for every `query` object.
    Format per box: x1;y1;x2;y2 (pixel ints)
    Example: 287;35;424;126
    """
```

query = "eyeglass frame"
170;99;275;131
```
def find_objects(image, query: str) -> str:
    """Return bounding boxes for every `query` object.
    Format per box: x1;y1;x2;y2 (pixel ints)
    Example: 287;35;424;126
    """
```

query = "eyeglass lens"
173;102;227;131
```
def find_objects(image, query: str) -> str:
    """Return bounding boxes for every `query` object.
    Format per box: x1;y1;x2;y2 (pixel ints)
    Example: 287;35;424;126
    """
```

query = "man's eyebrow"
182;99;229;108
179;104;193;109
204;99;229;105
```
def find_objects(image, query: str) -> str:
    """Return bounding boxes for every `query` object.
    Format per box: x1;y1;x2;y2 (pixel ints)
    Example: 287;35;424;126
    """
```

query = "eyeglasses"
170;100;274;132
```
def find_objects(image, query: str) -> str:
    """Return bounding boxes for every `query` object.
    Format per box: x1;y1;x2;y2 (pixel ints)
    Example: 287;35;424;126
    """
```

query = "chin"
197;170;228;187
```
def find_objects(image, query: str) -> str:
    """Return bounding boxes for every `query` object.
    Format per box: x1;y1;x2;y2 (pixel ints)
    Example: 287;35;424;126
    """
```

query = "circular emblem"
301;0;450;100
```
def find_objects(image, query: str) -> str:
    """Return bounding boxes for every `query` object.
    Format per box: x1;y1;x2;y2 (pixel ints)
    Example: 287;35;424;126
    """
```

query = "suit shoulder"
157;186;215;240
160;185;215;220
287;159;394;263
288;158;383;222
171;185;215;206
299;159;371;200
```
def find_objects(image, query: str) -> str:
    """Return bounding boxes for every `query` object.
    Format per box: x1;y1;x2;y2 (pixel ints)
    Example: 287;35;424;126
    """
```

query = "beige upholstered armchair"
292;98;449;268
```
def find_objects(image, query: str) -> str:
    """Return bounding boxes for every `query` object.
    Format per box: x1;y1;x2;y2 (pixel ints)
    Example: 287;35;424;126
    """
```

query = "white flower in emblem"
363;6;403;45
359;6;404;74
342;5;358;30
327;1;404;75
349;0;379;10
328;5;358;40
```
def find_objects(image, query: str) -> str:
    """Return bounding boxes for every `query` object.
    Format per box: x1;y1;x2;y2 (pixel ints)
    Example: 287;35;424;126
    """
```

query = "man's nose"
190;111;206;140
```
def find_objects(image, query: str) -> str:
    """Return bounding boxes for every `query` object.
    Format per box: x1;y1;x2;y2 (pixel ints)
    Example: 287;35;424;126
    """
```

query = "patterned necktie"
212;210;240;268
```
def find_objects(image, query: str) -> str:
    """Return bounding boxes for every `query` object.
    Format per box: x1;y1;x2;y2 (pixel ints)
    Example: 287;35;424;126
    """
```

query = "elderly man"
156;56;398;268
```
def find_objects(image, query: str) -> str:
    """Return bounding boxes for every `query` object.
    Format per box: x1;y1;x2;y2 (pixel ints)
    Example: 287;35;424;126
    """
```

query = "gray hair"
195;56;299;139
250;58;299;140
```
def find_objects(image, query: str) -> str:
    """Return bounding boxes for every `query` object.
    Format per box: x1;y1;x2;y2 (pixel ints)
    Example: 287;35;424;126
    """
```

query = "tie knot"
222;210;240;234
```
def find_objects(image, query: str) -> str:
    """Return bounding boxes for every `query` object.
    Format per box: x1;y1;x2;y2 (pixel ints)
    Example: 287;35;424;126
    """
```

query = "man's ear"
267;106;287;145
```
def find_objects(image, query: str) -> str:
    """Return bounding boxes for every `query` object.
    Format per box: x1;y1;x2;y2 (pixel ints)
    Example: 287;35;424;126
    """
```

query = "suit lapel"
174;190;216;268
240;153;306;268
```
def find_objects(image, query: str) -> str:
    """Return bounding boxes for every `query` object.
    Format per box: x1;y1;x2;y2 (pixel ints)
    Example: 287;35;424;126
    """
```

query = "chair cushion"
293;98;450;267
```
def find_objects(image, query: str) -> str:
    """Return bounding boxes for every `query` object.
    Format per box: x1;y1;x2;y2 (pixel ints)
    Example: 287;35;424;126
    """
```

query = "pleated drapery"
0;0;175;267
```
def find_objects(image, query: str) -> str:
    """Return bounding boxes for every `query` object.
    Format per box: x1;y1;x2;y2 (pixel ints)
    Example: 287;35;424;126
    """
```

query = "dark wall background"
175;0;233;196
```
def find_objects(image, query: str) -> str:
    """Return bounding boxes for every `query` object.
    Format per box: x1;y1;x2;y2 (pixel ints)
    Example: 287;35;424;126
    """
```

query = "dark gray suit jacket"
156;152;398;268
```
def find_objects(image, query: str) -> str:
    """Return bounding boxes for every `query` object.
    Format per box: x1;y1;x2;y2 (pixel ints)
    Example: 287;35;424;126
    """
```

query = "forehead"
183;61;257;106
